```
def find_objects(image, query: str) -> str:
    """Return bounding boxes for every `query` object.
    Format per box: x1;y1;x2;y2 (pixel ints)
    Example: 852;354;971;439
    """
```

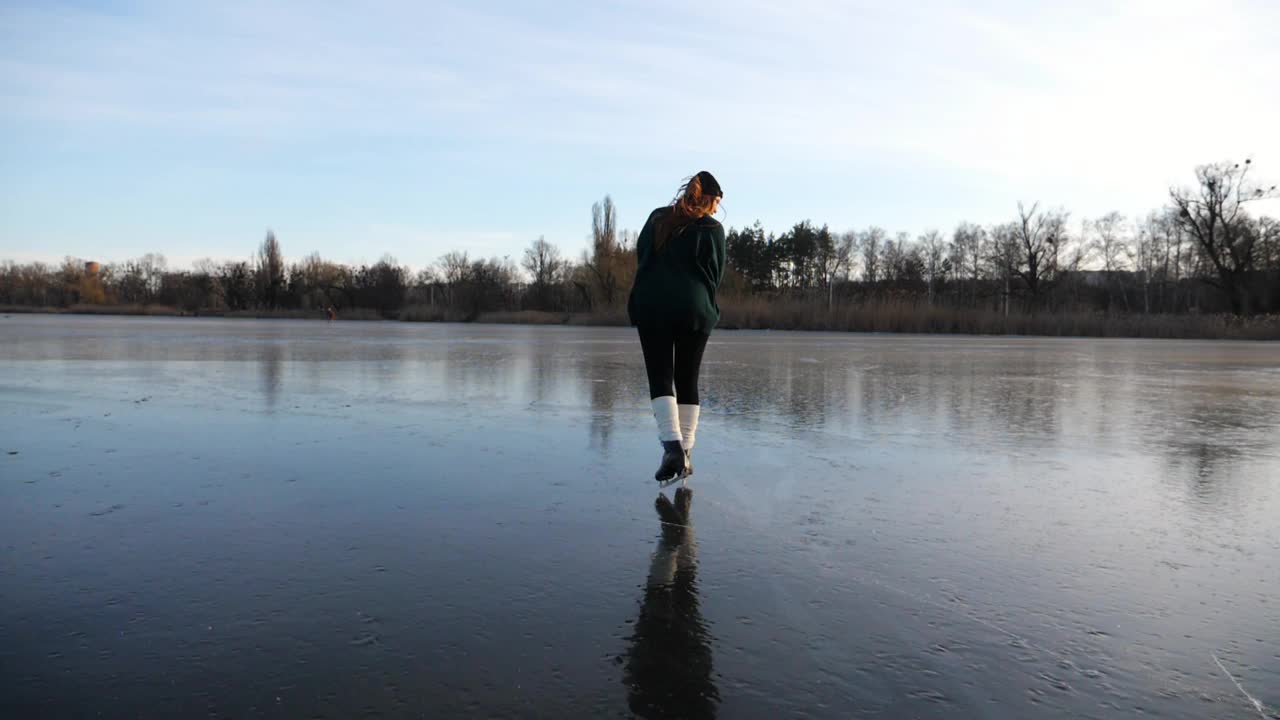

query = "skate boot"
679;449;693;479
655;440;688;484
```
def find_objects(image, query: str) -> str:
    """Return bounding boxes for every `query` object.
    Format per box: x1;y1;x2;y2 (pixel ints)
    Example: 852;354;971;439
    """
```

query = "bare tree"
360;255;409;316
465;256;520;316
950;222;985;306
1142;209;1189;312
190;258;226;310
1090;211;1130;311
256;231;285;309
583;195;625;308
987;222;1021;316
111;253;167;304
57;257;86;305
881;233;905;284
1131;215;1162;314
859;226;885;284
817;230;855;309
1012;203;1068;307
437;250;470;307
522;236;562;287
522;236;564;310
292;252;351;310
1169;159;1278;314
1259;216;1280;273
615;228;638;298
920;229;947;305
409;267;439;308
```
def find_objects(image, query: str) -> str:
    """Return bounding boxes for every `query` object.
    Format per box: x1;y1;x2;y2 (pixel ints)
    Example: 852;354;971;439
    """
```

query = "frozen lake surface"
2;315;1278;719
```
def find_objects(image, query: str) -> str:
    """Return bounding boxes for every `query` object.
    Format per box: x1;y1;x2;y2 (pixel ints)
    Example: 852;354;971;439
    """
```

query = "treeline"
0;198;636;321
2;161;1278;330
723;204;1280;317
719;161;1279;316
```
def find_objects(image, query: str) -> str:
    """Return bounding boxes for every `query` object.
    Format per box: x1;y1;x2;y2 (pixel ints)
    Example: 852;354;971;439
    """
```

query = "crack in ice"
1212;652;1272;720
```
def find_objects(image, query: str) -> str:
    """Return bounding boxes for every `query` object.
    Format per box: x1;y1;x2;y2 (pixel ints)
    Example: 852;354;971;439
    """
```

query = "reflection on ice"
624;488;718;719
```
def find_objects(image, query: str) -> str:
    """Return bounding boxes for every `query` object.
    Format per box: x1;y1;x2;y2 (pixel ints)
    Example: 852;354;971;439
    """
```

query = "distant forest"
3;161;1278;337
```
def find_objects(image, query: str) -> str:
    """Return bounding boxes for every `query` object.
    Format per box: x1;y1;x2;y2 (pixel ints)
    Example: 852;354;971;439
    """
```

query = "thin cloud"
1;0;1277;263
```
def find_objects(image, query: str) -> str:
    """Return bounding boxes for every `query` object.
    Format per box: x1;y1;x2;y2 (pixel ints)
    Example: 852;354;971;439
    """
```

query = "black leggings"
638;328;710;403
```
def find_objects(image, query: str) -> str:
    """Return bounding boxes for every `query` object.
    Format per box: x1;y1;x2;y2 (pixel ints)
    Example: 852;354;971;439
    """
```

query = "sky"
2;0;1278;271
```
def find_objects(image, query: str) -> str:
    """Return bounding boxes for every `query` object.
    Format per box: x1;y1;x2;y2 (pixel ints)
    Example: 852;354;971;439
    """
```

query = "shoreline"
4;303;1279;340
0;304;386;321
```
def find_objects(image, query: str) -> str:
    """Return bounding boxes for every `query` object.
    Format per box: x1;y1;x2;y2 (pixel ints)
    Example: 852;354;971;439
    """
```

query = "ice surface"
2;315;1278;718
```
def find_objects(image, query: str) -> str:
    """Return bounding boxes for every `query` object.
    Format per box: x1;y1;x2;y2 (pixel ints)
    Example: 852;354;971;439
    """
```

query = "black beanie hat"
695;170;722;198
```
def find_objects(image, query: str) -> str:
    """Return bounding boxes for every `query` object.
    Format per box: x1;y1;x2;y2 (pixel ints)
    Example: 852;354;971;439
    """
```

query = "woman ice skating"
627;171;727;483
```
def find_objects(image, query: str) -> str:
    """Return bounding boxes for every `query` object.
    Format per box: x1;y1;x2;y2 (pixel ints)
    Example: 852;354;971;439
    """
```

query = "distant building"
85;261;101;276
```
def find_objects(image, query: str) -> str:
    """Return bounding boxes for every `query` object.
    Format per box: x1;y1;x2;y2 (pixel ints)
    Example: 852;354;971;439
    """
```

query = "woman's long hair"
655;175;720;253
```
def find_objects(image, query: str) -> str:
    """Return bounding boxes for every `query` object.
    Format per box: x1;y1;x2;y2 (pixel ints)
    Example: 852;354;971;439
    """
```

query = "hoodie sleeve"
635;211;654;266
709;224;727;290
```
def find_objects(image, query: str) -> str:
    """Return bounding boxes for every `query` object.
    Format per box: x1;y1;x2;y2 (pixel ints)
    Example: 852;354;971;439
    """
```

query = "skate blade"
656;474;691;489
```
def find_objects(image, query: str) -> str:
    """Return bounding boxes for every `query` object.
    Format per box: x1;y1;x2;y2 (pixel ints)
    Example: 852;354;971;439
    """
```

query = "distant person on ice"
627;171;727;483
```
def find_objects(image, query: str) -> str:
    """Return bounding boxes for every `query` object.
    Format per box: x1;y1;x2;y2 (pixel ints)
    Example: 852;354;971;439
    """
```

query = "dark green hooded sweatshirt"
627;207;727;333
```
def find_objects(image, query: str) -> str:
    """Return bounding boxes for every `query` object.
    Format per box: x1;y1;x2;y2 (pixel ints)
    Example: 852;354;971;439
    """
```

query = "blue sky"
2;0;1278;271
